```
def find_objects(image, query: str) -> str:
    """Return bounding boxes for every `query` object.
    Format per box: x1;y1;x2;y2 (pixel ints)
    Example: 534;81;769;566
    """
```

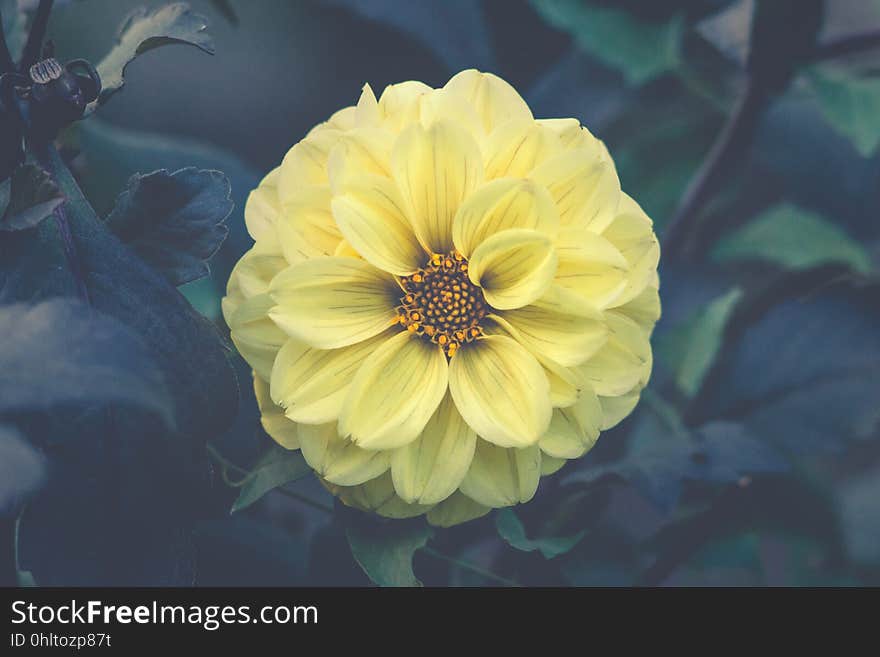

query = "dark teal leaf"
495;508;585;559
76;119;260;285
0;164;64;232
0;299;172;424
90;2;215;112
232;445;311;513
346;519;433;587
316;0;493;72
698;280;880;454
16;569;36;587
563;394;786;510
657;288;743;397
0;425;45;515
602;89;722;229
837;465;880;565
807;69;880;159
4;148;238;585
530;0;684;84
712;203;873;274
105;168;232;286
693;421;787;483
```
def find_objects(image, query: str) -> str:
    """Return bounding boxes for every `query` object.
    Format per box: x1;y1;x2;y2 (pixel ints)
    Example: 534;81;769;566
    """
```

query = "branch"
811;29;880;62
18;0;53;72
661;79;770;260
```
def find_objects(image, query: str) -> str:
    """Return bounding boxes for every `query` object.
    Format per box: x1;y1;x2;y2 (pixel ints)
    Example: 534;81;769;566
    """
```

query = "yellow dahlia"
223;70;660;527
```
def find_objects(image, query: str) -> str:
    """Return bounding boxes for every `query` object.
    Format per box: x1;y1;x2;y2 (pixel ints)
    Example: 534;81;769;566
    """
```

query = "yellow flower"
223;70;660;527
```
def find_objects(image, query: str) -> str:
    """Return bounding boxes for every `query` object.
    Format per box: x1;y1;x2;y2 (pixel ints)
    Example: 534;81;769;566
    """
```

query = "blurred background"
30;0;880;585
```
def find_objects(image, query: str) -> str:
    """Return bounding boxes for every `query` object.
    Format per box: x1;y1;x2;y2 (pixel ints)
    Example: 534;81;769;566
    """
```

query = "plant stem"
661;78;769;260
811;29;880;62
422;547;519;587
207;443;515;585
31;143;91;304
0;8;16;73
19;0;53;72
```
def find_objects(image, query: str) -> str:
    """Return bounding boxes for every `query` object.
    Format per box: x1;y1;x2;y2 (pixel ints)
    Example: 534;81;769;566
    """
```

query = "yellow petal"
326;127;393;192
599;387;643;430
298;422;389;486
448;335;551;447
459;440;541;507
327;105;356;131
615;283;661;334
269;257;398;349
426;491;490;527
244;168;282;245
270;331;392;425
326;472;433;519
417;87;484;140
223;248;287;311
577;310;652;396
539;387;602;459
540;455;566;476
484;318;581;407
601;194;661;309
491;285;607;367
330;174;424;276
483;119;562;179
443;69;533;133
542;356;582;408
529;148;620;231
468;228;557;310
276;186;343;264
378;80;432;131
391;120;484;253
333;239;362;258
278;123;341;200
554;226;630;308
452;178;559;258
254;376;300;449
355;83;380;127
226;293;287;381
340;331;448;449
390;393;476;505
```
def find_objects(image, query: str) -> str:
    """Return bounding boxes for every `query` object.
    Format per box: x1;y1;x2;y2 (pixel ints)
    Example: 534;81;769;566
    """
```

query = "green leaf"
105;168;232;287
16;570;36;587
346;520;433;587
530;0;683;84
0;299;173;425
712;203;872;274
74;119;260;285
807;69;880;158
837;466;880;566
603;90;722;229
232;445;311;513
0;163;64;231
495;508;585;560
4;147;238;585
658;288;743;398
0;425;45;514
90;3;215;112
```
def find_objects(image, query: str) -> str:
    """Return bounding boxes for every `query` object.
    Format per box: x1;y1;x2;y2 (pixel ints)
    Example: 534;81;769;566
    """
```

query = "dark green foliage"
3;0;879;587
105;168;232;286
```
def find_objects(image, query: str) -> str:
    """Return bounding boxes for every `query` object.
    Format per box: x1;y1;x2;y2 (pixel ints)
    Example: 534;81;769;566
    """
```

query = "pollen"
398;250;488;357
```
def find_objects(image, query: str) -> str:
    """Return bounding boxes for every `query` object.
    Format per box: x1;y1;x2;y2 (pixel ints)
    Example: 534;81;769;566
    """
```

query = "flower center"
396;251;487;357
